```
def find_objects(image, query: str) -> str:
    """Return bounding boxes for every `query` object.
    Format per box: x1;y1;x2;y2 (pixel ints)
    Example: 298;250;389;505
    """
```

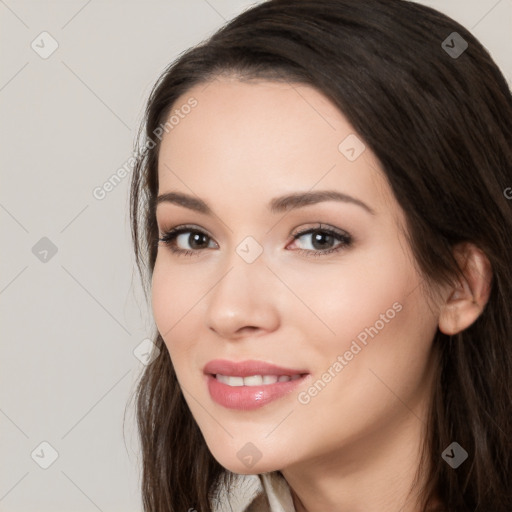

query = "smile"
203;359;310;410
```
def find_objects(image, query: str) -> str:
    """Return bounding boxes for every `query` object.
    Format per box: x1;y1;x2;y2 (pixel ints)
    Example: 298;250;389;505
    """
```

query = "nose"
205;255;280;340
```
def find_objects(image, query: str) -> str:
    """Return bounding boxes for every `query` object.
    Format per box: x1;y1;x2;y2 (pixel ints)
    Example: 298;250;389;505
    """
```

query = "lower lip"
206;374;309;410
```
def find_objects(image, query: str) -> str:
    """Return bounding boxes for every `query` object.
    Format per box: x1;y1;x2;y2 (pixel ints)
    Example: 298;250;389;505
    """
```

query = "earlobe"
438;242;493;336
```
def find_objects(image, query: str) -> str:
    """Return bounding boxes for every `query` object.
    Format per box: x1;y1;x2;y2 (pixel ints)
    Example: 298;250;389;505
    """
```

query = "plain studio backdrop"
0;1;510;511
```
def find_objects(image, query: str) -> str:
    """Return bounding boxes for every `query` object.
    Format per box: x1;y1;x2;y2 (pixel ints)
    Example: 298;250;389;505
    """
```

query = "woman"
128;0;512;510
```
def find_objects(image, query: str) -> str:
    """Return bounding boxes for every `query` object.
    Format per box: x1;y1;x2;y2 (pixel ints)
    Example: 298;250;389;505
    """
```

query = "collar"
213;471;296;512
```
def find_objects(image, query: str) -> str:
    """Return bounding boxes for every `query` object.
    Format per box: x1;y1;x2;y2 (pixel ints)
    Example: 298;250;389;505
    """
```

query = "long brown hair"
126;0;512;510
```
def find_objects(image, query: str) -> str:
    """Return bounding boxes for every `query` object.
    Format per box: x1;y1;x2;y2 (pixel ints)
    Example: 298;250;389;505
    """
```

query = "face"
152;77;441;474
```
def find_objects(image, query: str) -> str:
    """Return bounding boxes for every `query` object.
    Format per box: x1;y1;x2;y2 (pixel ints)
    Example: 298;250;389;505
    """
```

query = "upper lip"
203;359;309;377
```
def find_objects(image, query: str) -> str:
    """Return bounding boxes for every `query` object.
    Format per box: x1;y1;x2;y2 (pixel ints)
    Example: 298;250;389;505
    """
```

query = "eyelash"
157;223;353;258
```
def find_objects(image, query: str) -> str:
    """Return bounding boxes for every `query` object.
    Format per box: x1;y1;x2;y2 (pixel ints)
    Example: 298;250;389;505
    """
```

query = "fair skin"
151;76;492;512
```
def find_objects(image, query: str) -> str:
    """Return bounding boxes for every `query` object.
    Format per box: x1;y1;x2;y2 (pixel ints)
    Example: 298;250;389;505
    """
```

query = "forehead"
159;77;348;159
157;77;394;218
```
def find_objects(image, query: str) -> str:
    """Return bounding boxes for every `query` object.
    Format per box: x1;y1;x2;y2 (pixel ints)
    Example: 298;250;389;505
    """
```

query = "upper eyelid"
158;223;347;235
159;224;214;238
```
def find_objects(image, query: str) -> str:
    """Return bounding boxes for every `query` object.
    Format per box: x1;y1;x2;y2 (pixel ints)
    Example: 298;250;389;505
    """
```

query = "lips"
203;359;308;378
203;359;310;410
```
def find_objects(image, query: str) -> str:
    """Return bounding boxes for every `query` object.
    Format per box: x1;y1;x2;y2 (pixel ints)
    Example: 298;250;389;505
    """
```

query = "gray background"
1;1;510;510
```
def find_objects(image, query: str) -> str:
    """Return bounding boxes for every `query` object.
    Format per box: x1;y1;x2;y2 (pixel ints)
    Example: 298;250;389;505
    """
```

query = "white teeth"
244;375;263;386
217;375;244;386
215;374;301;386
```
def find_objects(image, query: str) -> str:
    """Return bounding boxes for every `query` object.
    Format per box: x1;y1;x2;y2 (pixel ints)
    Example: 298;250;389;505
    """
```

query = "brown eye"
158;226;217;256
290;224;353;257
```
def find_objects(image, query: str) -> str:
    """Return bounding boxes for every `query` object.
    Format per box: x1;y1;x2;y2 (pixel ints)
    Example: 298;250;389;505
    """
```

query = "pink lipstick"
204;359;309;410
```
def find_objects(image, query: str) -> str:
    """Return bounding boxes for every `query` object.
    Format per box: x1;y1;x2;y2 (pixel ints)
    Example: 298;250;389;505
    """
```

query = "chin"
209;449;284;475
221;460;281;476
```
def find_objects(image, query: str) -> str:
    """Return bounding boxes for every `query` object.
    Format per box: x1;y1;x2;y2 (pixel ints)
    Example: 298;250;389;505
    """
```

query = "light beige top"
212;472;297;512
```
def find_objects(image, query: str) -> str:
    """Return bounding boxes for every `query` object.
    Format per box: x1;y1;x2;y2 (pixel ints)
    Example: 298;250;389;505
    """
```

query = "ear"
438;242;493;335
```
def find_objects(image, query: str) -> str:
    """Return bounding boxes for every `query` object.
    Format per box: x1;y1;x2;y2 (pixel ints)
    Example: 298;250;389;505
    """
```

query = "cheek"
151;255;203;334
286;250;414;349
150;255;218;385
151;257;197;359
289;277;436;455
309;267;436;414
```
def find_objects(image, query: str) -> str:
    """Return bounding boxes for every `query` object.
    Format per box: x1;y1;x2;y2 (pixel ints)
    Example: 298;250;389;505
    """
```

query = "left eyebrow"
269;190;375;215
155;189;376;216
